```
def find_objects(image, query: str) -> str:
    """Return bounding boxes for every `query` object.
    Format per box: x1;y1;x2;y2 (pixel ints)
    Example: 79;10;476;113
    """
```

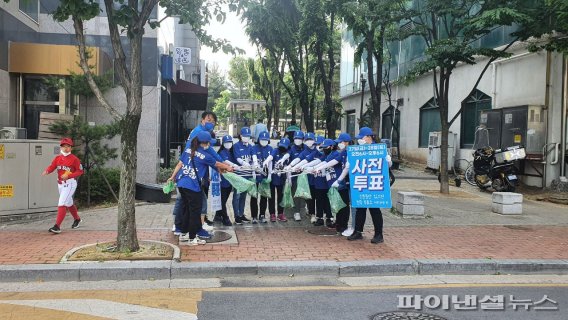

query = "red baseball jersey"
45;154;84;182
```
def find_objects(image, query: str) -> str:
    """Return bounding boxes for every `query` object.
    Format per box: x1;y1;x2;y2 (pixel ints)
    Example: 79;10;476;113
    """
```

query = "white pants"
57;179;77;207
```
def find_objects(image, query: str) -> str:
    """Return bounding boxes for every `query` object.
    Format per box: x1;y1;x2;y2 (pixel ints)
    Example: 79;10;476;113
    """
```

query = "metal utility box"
479;105;547;159
0;140;60;216
427;131;457;170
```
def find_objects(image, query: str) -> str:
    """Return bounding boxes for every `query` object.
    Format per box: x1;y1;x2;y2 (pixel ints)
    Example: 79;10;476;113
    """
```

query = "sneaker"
310;215;317;223
202;223;215;232
252;218;258;224
173;228;182;236
48;225;61;234
314;218;324;226
294;212;301;221
197;229;212;239
222;218;233;226
270;214;277;222
277;214;288;222
325;219;335;229
240;216;251;223
371;234;384;244
188;238;207;245
234;217;243;225
259;215;267;223
71;219;81;229
179;233;190;242
171;224;176;232
204;217;214;226
342;228;354;237
213;215;223;223
347;231;363;241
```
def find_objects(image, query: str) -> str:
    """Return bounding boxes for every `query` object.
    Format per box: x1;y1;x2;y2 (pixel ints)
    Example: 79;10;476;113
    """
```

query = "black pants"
269;184;284;215
216;186;232;220
355;207;383;236
179;187;203;238
313;188;331;219
306;185;316;215
250;183;268;219
335;188;351;232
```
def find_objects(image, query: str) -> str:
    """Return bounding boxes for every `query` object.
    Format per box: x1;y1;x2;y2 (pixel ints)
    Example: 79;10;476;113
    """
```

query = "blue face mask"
204;122;214;131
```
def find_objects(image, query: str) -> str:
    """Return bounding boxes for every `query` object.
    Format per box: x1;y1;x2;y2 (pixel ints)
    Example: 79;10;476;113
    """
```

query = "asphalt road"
1;275;567;319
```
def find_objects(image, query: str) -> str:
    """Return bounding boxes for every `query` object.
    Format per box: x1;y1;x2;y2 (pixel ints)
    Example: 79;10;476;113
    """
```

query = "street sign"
174;47;191;65
347;144;392;208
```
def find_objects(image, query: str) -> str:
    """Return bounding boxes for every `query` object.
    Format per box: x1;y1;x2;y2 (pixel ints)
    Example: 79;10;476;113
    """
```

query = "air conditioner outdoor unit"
427;131;456;171
0;127;27;139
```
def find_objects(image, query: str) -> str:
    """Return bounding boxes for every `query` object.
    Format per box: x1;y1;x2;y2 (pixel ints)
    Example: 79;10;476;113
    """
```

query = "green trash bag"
258;178;272;199
247;178;258;198
280;180;294;208
222;172;256;194
162;180;176;194
294;173;312;199
328;187;347;216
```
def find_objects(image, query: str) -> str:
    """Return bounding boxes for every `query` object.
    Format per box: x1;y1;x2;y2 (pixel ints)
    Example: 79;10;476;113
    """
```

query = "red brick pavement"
181;226;568;262
1;225;564;265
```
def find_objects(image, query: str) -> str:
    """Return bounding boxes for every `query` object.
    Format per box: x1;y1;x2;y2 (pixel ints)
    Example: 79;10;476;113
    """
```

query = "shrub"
158;167;174;184
77;168;120;205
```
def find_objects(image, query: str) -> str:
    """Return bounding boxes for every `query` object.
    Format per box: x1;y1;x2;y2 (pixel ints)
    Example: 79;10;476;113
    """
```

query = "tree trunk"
438;71;450;194
372;27;385;136
273;90;281;134
117;113;140;251
365;31;378;131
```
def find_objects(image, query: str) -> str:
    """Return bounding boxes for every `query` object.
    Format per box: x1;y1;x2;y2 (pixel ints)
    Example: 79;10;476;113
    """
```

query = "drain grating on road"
371;311;448;320
206;231;232;243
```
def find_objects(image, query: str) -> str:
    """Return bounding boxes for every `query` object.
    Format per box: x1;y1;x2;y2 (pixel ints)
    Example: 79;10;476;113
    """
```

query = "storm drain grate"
371;311;449;320
205;231;232;243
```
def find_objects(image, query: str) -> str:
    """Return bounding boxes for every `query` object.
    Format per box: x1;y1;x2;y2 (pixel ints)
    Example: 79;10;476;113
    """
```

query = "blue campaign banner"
347;144;392;208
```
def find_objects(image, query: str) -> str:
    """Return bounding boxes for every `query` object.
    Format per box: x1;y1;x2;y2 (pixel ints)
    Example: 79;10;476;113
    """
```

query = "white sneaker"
294;212;301;221
202;223;214;232
179;233;190;242
342;228;354;237
188;238;207;245
310;216;317;223
172;224;176;232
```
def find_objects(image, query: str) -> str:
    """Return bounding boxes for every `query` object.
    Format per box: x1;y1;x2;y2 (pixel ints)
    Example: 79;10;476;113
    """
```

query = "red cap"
60;138;74;147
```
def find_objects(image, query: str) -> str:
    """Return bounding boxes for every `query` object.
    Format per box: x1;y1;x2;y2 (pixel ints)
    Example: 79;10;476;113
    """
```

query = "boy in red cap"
42;138;84;234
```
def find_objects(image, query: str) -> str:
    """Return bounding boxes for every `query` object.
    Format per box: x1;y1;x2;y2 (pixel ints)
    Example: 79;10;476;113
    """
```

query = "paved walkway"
1;167;567;265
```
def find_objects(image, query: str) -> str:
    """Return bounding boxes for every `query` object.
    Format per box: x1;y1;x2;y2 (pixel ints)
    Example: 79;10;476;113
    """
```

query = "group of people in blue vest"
168;111;391;245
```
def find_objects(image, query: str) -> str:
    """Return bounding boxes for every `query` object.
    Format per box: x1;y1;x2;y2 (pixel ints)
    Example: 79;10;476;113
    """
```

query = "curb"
1;259;568;282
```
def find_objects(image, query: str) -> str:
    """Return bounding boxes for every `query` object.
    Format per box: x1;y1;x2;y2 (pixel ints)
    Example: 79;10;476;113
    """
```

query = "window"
419;98;441;147
382;106;400;147
460;90;491;147
19;0;39;22
346;110;356;139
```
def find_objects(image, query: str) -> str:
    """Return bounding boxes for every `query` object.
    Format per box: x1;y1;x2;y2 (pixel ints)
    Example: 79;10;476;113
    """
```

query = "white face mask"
294;139;303;146
202;144;210;150
316;146;322;152
241;136;250;143
338;143;346;150
304;140;314;148
60;151;71;156
223;142;233;149
358;139;366;145
259;140;269;147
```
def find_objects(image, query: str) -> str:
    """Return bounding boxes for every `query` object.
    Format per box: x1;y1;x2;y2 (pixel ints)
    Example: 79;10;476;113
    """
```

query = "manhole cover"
371;311;448;320
306;227;337;236
206;231;232;243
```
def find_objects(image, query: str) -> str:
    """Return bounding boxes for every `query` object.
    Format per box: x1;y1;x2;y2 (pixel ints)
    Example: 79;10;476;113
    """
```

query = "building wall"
340;49;565;187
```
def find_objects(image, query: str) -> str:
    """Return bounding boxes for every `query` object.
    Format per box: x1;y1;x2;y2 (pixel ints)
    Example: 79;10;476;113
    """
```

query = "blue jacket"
218;148;235;188
252;144;274;182
271;149;289;186
325;150;347;190
176;146;217;192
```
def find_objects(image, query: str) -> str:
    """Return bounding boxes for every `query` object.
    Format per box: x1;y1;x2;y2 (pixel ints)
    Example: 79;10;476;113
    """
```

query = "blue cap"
315;135;325;145
241;127;251;137
335;132;352;143
278;137;290;148
293;131;305;140
222;135;233;143
258;131;270;141
304;132;315;141
355;127;374;139
197;131;216;144
321;138;336;148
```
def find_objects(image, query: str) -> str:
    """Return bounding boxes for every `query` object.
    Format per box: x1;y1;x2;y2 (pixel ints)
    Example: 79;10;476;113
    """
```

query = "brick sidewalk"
0;224;566;265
